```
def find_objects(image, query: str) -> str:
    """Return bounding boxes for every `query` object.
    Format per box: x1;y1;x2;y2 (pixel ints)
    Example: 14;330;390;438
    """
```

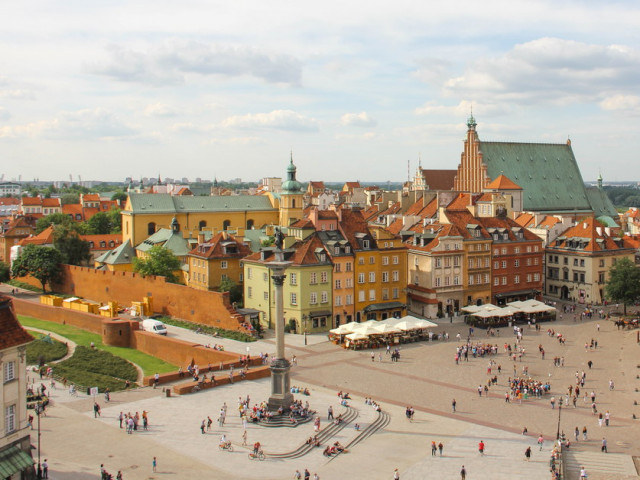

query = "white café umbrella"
345;332;369;341
351;325;382;336
461;305;481;313
411;318;438;328
330;324;354;335
374;323;402;334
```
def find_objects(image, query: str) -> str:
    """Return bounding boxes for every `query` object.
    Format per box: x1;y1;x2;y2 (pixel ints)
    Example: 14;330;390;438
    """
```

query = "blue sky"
1;1;639;183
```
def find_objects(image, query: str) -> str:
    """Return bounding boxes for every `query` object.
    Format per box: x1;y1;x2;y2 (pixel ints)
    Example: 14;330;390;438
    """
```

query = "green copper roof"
136;228;191;256
585;186;618;218
126;193;276;214
96;239;135;265
479;142;591;212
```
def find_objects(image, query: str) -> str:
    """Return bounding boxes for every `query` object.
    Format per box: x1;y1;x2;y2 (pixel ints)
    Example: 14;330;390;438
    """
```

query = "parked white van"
141;319;168;335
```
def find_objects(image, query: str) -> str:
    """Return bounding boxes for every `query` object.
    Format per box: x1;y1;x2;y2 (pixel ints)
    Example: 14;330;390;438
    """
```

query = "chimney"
197;232;205;244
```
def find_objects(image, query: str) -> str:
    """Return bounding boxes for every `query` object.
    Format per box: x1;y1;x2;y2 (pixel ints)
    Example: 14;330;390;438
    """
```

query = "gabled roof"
549;216;634;252
0;297;33;349
136;228;191;257
477;216;541;242
485;174;522;190
80;234;123;251
126;193;276;214
96;239;135;265
0;197;20;206
585;186;618;218
42;198;61;207
362;204;379;221
290;218;314;228
479;141;590;212
514;213;535;228
188;232;252;259
419;169;457;190
20;226;54;246
21;197;43;206
338;209;377;250
245;233;331;266
446;193;479;210
442;210;491;240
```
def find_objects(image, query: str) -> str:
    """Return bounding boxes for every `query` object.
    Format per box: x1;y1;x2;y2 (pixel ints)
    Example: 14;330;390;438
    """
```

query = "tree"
0;261;10;283
60;193;80;205
35;213;74;234
605;257;640;316
86;212;113;234
133;245;181;283
111;191;128;202
219;277;243;305
107;207;122;233
53;226;92;266
11;244;64;292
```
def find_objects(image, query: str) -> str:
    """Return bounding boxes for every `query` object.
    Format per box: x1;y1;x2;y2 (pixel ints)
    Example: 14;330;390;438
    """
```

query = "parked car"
141;319;168;335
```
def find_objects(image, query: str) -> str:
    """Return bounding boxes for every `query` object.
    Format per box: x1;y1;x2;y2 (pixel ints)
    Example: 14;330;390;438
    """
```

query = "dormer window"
334;247;340;255
363;240;370;249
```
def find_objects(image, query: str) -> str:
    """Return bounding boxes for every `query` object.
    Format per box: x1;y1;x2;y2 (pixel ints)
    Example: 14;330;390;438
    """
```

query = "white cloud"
204;136;266;146
220;110;318;132
340;112;377;127
335;132;378;140
0;89;35;100
0;119;58;138
0;107;10;121
169;123;214;133
144;102;178;117
441;38;640;106
91;40;302;86
415;100;509;118
599;95;640;115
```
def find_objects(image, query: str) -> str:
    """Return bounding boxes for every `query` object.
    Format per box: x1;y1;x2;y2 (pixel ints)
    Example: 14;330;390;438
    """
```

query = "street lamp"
35;401;42;479
302;314;308;345
556;403;562;441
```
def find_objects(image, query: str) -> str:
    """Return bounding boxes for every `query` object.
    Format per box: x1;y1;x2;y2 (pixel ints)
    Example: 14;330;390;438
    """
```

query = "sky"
1;1;639;184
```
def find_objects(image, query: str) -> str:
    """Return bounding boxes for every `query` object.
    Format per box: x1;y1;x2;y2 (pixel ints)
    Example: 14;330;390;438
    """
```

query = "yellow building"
187;232;252;291
278;156;304;227
94;239;135;271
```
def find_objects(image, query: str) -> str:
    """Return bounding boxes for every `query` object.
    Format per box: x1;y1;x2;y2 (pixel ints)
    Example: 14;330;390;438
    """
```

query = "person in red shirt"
478;440;485;455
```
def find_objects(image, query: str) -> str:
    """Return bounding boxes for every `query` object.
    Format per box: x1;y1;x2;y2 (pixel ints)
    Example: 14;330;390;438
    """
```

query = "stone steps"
564;450;638;478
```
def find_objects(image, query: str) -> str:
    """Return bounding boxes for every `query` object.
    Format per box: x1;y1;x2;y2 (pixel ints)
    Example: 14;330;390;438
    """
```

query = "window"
223;220;231;230
5;404;16;434
435;277;441;287
454;256;460;267
358;258;365;265
334;247;340;255
369;256;375;264
363;240;370;249
534;273;540;282
468;258;474;268
346;294;353;305
534;258;539;265
502;276;507;285
369;289;375;301
382;288;389;300
493;248;499;256
247;268;252;279
454;275;460;285
514;247;520;254
444;276;450;286
468;275;474;285
599;259;605;267
346;278;353;288
335;295;342;306
484;273;489;284
501;261;507;268
358;290;365;302
579;259;585;267
247;287;253;298
358;273;365;284
436;258;442;268
485;258;490;268
494;261;499;269
534;246;539;252
346;262;352;272
526;258;531;266
263;291;269;300
321;271;328;283
444;257;451;267
290;293;298;305
514;275;520;284
246;219;254;230
393;256;399;264
335;279;342;289
290;273;297;285
369;272;376;283
321;291;328;303
310;272;317;284
382;256;389;265
501;248;507;255
514;259;519;268
527;246;532;253
392;271;399;281
220;274;227;282
4;361;16;383
392;288;399;299
476;274;482;285
263;272;268;282
382;272;389;282
494;277;499;286
239;273;243;282
310;292;317;304
527;274;532;282
147;222;156;235
221;261;228;269
573;259;578;266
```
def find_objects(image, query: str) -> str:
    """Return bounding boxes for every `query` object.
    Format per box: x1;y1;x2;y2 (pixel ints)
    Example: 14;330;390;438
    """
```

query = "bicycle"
219;442;233;452
248;450;265;461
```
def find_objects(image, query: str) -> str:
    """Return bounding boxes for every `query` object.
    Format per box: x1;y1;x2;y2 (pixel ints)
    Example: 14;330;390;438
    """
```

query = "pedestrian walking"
478;440;485;456
200;419;206;434
452;398;457;412
42;459;48;479
580;466;588;479
583;426;588;440
371;352;375;362
242;430;248;446
294;470;301;480
393;468;399;480
328;405;334;420
601;437;607;453
524;446;531;461
118;412;124;428
438;442;443;456
431;441;437;456
152;457;157;473
460;465;467;480
537;435;544;451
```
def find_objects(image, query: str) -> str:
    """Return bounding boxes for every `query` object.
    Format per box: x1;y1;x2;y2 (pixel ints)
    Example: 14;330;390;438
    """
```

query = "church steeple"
467;107;477;130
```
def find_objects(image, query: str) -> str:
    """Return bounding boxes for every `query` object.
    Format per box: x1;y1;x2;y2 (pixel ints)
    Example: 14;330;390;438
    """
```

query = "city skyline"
1;1;639;182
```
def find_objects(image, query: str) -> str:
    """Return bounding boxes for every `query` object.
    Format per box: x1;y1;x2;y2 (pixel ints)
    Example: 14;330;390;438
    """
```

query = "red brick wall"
49;265;243;330
12;297;104;333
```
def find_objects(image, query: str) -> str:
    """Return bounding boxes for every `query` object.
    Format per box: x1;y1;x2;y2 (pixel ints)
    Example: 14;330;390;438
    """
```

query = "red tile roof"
21;197;42;206
80;234;124;251
20;226;54;246
0;197;20;206
188;232;252;259
419;169;457;190
485;174;522;190
0;297;34;349
42;198;61;207
549;217;633;252
514;213;535;228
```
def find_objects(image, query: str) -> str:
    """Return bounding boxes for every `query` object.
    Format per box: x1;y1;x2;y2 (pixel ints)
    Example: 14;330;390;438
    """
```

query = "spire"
597;171;603;190
466;106;477;130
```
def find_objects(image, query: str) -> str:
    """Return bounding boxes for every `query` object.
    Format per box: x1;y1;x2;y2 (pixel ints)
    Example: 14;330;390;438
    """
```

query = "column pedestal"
268;358;294;411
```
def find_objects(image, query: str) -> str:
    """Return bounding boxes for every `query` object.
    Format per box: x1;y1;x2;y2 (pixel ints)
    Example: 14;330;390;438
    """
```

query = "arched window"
223;220;231;230
292;199;296;208
246;219;254;230
198;220;207;230
147;222;156;235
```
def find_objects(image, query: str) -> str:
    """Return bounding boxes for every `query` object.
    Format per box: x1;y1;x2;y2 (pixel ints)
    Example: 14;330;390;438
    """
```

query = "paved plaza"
16;293;640;479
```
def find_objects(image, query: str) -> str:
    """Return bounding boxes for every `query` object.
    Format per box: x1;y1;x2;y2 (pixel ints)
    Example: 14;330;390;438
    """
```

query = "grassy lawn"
26;333;68;364
19;316;176;376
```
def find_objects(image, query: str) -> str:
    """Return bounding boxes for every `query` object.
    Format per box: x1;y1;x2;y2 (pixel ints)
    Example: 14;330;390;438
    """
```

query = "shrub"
160;317;257;342
52;364;127;392
26;335;68;364
62;346;138;382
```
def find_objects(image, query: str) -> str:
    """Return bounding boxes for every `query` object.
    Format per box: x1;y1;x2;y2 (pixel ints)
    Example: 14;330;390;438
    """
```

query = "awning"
0;446;34;478
363;301;405;313
495;289;537;298
237;308;262;318
309;310;332;318
408;293;438;305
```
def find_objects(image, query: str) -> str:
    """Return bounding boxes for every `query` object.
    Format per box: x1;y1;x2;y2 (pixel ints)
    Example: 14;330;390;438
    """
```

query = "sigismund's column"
267;250;294;411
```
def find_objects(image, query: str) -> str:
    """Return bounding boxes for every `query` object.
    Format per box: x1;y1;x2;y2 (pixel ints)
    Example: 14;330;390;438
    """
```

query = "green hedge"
52;364;128;393
6;280;42;293
159;317;256;342
61;346;138;382
26;335;68;364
